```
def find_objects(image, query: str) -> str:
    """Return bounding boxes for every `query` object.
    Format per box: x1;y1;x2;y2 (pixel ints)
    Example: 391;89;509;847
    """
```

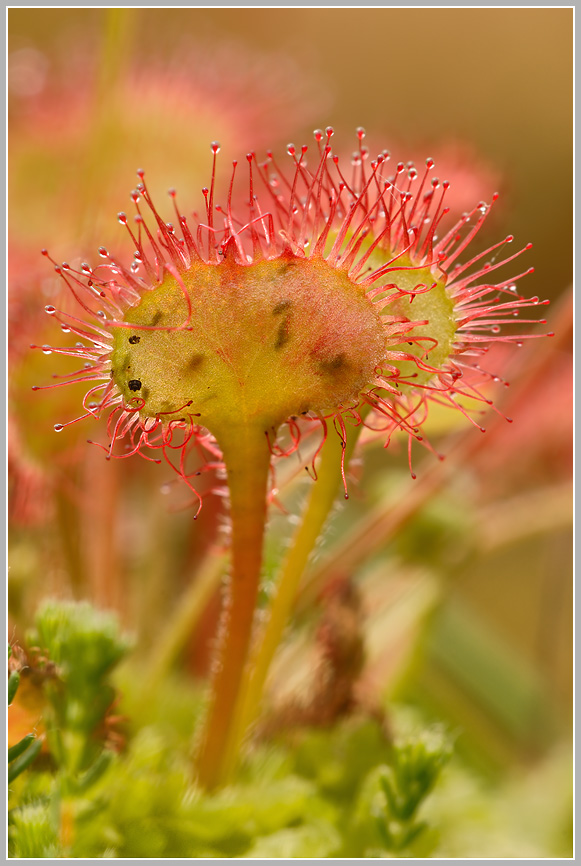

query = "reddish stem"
194;425;271;790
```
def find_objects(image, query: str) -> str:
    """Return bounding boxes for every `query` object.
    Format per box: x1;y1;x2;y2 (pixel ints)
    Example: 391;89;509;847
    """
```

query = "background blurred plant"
8;645;43;787
9;602;131;856
8;6;572;858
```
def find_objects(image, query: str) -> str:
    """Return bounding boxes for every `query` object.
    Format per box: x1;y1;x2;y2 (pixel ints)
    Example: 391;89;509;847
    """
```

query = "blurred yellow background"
8;8;573;839
9;7;572;299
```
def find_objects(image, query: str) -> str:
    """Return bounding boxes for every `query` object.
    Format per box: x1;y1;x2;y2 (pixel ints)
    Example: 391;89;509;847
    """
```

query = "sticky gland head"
379;261;457;389
110;255;387;437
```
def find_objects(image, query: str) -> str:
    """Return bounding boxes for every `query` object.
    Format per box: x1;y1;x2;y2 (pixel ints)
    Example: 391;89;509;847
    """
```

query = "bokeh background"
8;7;573;857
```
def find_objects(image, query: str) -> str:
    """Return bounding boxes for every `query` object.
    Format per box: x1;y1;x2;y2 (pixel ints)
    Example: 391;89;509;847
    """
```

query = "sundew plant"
31;127;548;793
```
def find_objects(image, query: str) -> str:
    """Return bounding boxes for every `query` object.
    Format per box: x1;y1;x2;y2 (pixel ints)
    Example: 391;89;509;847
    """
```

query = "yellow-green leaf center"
110;256;387;439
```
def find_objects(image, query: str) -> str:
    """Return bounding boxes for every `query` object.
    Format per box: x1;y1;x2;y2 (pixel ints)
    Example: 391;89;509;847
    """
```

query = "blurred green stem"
97;8;135;102
77;8;136;243
55;483;84;598
144;548;227;694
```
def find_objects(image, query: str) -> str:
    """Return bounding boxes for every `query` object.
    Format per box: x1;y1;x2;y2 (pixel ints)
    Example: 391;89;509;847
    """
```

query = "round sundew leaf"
111;256;387;438
387;268;457;390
